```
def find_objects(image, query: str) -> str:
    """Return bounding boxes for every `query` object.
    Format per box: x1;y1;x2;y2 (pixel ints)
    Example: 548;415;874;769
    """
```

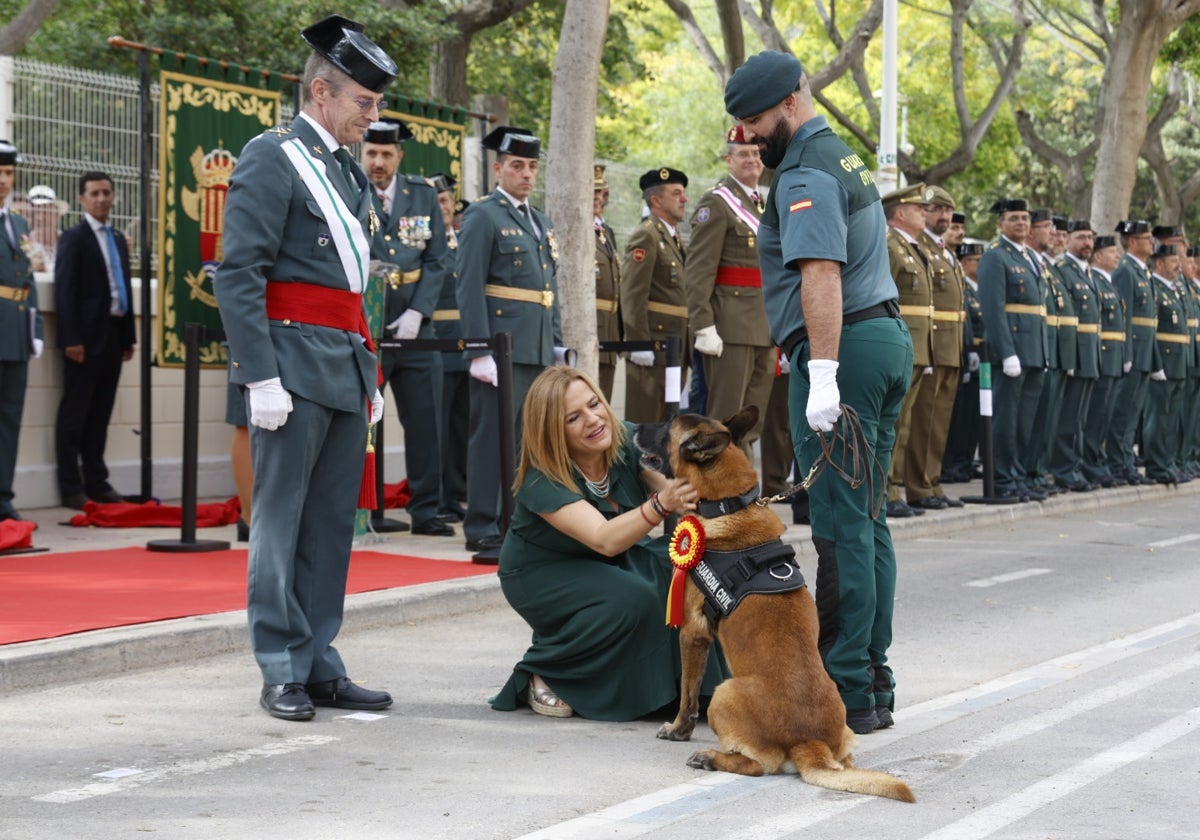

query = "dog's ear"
722;406;760;446
681;426;732;463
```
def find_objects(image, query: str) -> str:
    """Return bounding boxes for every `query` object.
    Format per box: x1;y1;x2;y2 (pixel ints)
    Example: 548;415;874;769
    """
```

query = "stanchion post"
664;335;682;419
495;332;516;537
370;418;409;532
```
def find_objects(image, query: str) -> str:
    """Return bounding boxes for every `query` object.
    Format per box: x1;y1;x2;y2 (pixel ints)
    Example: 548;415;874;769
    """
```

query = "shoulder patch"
789;198;813;213
632;247;646;263
695;207;710;223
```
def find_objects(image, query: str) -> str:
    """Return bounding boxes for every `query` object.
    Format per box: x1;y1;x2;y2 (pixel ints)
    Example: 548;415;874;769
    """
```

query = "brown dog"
634;408;914;802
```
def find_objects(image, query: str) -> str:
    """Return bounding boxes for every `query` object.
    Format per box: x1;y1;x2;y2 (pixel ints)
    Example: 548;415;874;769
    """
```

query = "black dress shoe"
465;534;504;552
885;500;921;518
306;676;393;710
412;518;455;536
940;496;965;508
260;683;315;720
435;509;465;523
846;707;880;734
90;488;126;504
874;705;895;729
912;496;948;510
994;488;1026;502
61;493;88;510
1024;488;1048;502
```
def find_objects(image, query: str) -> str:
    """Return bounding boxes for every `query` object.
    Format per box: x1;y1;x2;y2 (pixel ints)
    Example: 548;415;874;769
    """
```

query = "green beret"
724;51;804;120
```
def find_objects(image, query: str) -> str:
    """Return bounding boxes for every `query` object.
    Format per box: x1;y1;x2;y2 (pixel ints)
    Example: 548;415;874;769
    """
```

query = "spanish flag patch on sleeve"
789;198;813;213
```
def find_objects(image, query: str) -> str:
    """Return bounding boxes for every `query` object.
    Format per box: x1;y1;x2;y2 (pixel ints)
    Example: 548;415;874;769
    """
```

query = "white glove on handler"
966;352;980;372
806;359;842;432
32;338;44;359
922;366;933;376
628;350;655;367
554;346;578;367
694;325;724;357
247;377;293;430
1066;368;1075;377
1002;355;1022;378
470;355;498;386
387;309;423;340
1123;361;1133;374
778;352;791;375
370;389;384;425
1149;369;1167;382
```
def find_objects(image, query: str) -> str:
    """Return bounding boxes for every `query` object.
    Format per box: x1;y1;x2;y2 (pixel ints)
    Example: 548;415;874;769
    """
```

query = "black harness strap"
691;539;806;624
696;486;760;518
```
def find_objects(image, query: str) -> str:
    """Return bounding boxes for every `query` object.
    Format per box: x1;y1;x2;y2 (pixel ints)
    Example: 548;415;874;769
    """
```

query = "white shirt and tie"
84;213;128;316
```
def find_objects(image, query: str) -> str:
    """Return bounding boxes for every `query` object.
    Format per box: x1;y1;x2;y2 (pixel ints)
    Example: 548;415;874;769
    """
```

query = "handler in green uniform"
490;367;727;720
1080;236;1129;486
726;51;913;735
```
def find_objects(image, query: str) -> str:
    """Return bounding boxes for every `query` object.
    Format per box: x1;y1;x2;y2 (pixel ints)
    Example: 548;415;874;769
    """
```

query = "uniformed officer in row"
942;240;985;483
1080;235;1129;487
456;125;562;559
977;198;1048;502
620;167;689;423
1143;244;1191;483
363;118;452;536
593;164;621;401
428;172;469;523
685;125;774;461
1152;227;1199;482
881;182;935;518
0;140;46;523
1182;245;1200;477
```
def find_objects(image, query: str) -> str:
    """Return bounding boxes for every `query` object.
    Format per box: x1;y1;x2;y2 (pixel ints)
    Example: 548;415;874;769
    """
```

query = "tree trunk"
0;0;62;55
546;0;610;380
429;37;472;106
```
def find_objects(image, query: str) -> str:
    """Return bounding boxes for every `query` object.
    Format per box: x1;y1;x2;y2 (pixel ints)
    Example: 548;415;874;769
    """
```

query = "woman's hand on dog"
658;478;698;514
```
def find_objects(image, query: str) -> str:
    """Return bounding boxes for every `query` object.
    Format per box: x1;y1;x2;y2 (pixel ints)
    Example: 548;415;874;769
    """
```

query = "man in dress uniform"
620;167;689;423
362;118;452;537
0;141;45;523
593;164;621;401
1106;220;1159;485
726;52;913;734
456;125;562;558
1081;235;1130;486
977;198;1047;502
214;15;396;720
1182;246;1200;477
428;172;469;523
685;125;774;459
882;183;934;518
1143;244;1191;483
943;241;986;483
1049;221;1101;490
1154;226;1199;480
910;185;965;508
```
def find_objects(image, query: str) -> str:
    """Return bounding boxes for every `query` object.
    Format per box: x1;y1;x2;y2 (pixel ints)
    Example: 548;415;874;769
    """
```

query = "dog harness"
690;539;806;624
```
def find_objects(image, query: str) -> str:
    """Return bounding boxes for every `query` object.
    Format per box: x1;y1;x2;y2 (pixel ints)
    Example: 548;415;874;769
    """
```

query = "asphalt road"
2;490;1198;839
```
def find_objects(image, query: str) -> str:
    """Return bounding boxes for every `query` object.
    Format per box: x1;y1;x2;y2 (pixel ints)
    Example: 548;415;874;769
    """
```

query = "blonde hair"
514;367;626;493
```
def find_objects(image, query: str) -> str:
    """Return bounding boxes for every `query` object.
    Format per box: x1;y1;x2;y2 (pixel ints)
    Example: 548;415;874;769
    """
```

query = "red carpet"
0;547;493;645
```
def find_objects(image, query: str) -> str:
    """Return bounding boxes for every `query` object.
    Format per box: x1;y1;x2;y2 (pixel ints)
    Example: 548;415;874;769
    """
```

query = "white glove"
694;325;724;357
629;350;655;367
778;352;791;375
470;355;498;386
554;346;578;367
370;389;384;425
1150;369;1167;381
247;377;293;430
806;359;842;432
32;338;44;359
1123;361;1133;374
387;309;423;340
922;366;933;376
966;352;980;372
1066;368;1075;377
962;371;971;384
1002;355;1022;378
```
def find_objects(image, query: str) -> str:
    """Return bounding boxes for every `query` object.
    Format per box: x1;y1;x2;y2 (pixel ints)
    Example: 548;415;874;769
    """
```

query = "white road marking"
1148;533;1200;548
915;706;1200;840
965;568;1053;588
32;734;337;804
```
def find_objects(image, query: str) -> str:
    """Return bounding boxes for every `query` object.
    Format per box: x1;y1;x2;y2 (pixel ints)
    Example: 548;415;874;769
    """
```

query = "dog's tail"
789;741;915;803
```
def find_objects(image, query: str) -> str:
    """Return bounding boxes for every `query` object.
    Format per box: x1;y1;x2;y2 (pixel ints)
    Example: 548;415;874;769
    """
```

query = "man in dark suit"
53;171;135;510
214;15;397;721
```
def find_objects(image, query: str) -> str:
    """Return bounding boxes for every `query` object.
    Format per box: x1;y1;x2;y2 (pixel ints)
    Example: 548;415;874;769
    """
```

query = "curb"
2;481;1195;694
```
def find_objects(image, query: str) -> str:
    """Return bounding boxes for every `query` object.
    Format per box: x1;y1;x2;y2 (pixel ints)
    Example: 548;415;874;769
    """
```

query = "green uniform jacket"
1113;254;1160;373
1056;256;1101;379
620;215;688;353
432;230;467;373
1092;268;1130;377
0;209;42;361
371;174;447;327
1042;255;1076;372
456;190;562;366
1153;275;1190;380
1183;276;1200;374
978;237;1046;367
887;227;933;367
684;176;769;347
595;219;621;366
964;280;985;352
919;231;964;369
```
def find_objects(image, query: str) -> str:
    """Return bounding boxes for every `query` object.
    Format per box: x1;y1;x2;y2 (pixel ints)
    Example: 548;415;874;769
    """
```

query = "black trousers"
55;324;124;498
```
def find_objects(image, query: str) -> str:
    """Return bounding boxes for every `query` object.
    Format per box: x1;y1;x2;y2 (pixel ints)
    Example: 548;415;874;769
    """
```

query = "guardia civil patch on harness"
789;198;813;213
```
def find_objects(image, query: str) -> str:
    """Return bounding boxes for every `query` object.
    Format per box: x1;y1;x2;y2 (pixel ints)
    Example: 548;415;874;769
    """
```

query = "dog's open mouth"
638;451;664;472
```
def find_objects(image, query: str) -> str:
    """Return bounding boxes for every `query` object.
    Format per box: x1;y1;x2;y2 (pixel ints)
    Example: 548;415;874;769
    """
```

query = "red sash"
715;266;762;288
265;281;374;352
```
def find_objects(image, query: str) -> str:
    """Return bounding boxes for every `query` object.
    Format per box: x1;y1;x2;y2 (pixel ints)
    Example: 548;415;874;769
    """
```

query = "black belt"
782;299;900;361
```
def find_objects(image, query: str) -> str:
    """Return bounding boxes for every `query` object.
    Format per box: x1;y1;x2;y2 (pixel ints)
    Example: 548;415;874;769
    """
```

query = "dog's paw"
686;750;717;770
656;721;695;741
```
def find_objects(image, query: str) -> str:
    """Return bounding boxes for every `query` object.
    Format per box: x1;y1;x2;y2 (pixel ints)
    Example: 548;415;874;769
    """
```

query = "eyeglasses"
348;95;388;114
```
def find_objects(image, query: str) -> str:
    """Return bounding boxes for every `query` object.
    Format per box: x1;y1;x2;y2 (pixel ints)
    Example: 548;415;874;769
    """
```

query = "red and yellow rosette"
665;515;706;627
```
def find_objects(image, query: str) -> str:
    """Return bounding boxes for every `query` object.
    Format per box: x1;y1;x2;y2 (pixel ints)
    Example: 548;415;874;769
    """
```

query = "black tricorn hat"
301;15;397;94
1150;243;1178;260
0;139;20;166
957;242;985;257
1116;219;1151;236
454;198;470;214
362;118;412;145
1188;245;1200;258
428;172;457;194
1152;224;1182;240
1029;208;1052;223
1066;219;1093;233
482;125;541;159
639;167;688;191
1052;215;1068;231
989;198;1028;214
951;212;966;224
1093;235;1117;251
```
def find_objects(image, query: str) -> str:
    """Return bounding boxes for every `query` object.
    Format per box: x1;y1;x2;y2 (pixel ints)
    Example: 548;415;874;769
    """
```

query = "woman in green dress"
490;367;728;720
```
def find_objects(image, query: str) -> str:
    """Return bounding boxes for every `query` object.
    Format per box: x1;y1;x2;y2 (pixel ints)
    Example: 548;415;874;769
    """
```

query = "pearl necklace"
583;469;611;498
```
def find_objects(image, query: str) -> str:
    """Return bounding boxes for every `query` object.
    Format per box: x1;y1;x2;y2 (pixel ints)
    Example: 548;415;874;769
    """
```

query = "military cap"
1029;208;1052;224
1150;243;1178;260
726;124;754;144
1093;235;1117;251
482;125;541;159
924;185;956;209
1188;245;1200;258
1066;219;1093;233
957;242;985;257
639;167;688;191
989;198;1028;214
1052;215;1068;231
1115;219;1151;236
951;212;966;224
428;172;456;194
454;198;470;214
301;15;397;94
0;139;20;166
882;182;932;209
1152;224;1182;240
593;164;609;190
28;184;56;205
362;118;412;145
724;50;804;120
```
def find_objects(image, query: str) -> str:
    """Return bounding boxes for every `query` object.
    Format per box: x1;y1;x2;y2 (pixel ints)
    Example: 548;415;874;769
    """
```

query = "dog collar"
696;486;760;518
